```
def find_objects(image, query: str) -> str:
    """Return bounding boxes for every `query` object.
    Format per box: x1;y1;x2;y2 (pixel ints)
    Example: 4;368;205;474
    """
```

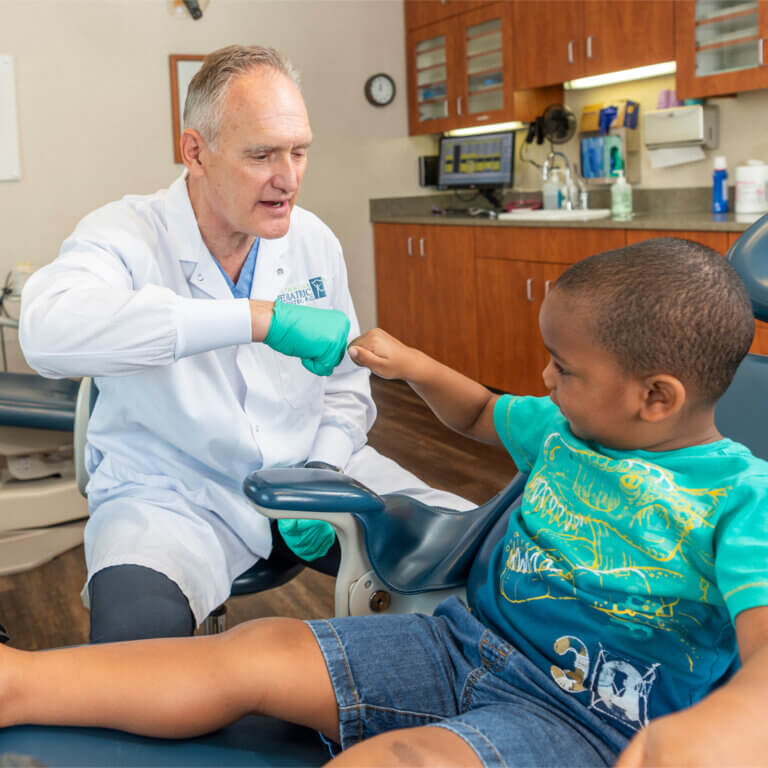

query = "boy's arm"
616;605;768;767
349;328;502;445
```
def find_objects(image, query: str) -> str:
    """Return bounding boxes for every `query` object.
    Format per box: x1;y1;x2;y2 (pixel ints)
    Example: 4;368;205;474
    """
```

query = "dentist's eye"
554;362;569;376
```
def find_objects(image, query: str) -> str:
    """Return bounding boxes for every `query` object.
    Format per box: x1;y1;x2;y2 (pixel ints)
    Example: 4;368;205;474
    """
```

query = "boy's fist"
348;328;418;381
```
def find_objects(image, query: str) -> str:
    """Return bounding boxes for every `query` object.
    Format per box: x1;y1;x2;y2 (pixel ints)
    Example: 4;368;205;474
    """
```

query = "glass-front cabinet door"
407;19;459;135
457;4;511;127
677;0;768;97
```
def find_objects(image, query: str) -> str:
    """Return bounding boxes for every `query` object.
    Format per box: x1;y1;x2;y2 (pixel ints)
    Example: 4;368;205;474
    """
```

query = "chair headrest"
725;213;768;322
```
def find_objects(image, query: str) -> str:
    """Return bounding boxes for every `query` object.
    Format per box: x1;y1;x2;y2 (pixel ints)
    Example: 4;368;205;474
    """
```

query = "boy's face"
539;289;647;449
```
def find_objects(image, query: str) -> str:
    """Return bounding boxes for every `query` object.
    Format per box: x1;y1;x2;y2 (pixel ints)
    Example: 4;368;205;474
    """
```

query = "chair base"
0;520;86;576
0;475;86;531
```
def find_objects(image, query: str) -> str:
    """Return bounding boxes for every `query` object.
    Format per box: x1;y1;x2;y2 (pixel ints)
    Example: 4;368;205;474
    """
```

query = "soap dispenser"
611;170;632;221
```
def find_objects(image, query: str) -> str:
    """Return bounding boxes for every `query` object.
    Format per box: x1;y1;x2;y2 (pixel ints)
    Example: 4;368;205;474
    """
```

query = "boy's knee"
328;727;482;768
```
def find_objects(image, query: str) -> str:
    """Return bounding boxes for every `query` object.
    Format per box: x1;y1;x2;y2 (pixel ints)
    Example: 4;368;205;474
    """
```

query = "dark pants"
88;522;341;643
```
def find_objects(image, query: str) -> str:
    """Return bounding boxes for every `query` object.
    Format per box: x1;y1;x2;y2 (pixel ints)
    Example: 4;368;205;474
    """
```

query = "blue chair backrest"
720;214;768;461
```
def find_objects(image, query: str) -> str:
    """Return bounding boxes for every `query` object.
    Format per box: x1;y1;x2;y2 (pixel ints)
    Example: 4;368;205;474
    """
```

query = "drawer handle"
545;279;551;296
457;96;463;116
419;237;425;257
760;38;765;66
526;278;534;302
407;236;413;256
586;35;593;60
568;40;575;64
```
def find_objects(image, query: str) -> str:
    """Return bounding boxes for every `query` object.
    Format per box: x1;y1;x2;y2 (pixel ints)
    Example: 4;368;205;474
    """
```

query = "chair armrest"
243;468;381;617
243;468;385;514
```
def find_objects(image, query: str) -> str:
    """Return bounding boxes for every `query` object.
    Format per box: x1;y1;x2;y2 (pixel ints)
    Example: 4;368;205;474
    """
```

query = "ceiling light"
565;61;676;90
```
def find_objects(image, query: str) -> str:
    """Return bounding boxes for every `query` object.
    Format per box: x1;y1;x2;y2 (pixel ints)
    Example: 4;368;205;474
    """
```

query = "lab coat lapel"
165;172;233;301
250;234;290;301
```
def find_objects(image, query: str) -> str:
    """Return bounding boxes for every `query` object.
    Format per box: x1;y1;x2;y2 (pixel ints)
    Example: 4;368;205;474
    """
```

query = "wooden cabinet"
374;222;760;395
404;0;491;31
374;223;479;378
407;2;562;135
676;0;768;99
473;227;625;393
512;0;675;89
582;1;675;77
476;257;569;395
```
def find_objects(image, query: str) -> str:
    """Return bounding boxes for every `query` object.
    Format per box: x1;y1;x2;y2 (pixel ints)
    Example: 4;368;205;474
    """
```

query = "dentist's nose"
272;154;299;194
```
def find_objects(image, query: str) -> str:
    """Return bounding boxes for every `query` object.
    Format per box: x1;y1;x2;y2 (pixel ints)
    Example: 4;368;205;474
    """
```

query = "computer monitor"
437;131;515;207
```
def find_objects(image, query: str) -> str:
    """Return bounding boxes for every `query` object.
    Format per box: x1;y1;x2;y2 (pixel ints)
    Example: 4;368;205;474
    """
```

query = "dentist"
20;45;471;643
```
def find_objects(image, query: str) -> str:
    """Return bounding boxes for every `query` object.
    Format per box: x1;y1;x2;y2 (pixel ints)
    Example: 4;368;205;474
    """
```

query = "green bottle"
611;170;632;221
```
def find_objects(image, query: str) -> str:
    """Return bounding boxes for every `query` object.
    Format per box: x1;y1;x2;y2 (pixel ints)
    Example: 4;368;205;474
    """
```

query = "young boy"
1;238;766;767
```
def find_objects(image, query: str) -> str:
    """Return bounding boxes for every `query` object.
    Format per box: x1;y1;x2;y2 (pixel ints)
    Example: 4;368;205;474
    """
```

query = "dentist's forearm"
249;300;275;342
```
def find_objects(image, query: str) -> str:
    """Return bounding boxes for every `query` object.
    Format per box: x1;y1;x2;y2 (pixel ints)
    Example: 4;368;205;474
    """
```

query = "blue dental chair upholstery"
2;218;768;765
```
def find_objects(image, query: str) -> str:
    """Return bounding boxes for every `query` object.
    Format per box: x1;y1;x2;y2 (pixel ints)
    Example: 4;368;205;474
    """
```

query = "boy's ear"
639;374;686;422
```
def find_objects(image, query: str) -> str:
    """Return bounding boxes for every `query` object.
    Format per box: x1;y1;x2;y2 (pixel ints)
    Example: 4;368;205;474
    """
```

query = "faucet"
541;150;576;210
572;162;589;210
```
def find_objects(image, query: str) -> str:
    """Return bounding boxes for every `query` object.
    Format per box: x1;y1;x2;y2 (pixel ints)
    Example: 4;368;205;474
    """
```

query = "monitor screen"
437;131;515;189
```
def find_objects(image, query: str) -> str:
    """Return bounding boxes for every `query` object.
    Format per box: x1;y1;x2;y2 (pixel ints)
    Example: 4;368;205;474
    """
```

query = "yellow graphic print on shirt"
500;431;730;636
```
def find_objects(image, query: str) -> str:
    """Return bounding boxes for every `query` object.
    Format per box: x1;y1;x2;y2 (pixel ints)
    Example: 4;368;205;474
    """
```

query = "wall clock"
364;73;396;107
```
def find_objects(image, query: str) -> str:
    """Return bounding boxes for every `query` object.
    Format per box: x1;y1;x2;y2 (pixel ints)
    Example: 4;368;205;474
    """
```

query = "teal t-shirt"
470;395;768;738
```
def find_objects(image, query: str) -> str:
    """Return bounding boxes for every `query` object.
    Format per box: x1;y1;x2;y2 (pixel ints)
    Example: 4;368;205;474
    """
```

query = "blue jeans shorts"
307;597;629;768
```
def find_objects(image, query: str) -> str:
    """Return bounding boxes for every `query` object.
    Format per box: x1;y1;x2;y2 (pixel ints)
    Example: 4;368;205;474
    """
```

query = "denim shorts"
307;597;629;768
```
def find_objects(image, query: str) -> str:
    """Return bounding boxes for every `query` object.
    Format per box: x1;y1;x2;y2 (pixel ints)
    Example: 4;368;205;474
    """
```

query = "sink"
497;208;611;222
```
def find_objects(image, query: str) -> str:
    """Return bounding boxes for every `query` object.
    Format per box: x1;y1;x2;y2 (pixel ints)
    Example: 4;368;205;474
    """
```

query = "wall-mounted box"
643;104;719;150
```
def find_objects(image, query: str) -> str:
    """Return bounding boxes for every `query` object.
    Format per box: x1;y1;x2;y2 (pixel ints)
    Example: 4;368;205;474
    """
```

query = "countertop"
370;189;762;233
370;210;755;232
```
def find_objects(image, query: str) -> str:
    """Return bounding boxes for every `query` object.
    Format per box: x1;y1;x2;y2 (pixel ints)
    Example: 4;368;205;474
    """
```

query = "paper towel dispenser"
643;105;719;150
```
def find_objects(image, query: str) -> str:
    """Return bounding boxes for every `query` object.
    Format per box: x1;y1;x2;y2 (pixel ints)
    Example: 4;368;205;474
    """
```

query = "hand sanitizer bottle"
611;170;632;221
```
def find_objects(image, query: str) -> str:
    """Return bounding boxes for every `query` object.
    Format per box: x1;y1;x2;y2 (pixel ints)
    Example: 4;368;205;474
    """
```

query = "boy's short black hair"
552;237;754;403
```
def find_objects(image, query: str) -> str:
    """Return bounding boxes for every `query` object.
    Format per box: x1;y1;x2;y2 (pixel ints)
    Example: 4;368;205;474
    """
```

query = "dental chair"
0;373;86;576
1;221;766;765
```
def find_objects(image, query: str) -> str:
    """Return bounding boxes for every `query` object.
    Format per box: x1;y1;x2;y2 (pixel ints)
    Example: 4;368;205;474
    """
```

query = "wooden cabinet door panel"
512;0;584;88
477;258;568;395
676;0;768;99
374;224;427;350
420;226;479;378
407;19;461;135
475;226;626;265
583;0;675;76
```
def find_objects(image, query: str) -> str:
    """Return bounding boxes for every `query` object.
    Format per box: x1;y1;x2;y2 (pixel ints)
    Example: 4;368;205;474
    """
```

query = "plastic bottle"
542;169;562;210
610;170;632;221
712;156;728;214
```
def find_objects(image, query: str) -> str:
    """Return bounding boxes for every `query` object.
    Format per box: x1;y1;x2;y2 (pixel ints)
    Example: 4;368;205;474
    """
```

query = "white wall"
0;0;435;370
515;73;768;191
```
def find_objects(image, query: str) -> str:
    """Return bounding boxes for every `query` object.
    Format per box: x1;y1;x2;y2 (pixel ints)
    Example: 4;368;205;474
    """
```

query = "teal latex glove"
277;518;336;561
264;301;350;376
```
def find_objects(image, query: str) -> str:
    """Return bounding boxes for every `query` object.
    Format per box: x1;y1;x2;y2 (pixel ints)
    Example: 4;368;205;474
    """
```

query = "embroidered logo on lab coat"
278;276;327;305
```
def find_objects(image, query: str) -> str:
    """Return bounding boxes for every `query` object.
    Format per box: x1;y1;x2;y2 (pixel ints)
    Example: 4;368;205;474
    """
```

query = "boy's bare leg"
328;726;482;768
0;618;339;741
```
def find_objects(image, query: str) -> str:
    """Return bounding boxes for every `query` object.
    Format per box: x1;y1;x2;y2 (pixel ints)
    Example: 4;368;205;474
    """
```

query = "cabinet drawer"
475;227;626;265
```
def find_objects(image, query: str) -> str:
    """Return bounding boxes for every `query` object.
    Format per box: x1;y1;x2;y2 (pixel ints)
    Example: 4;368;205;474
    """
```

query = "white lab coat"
21;173;472;622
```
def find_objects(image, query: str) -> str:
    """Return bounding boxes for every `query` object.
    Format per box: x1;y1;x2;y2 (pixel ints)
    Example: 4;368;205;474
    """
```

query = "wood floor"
0;379;517;650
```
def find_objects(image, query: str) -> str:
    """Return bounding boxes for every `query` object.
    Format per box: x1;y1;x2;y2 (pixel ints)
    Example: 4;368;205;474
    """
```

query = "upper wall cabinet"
676;0;768;98
404;0;492;30
407;2;562;135
512;0;675;88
